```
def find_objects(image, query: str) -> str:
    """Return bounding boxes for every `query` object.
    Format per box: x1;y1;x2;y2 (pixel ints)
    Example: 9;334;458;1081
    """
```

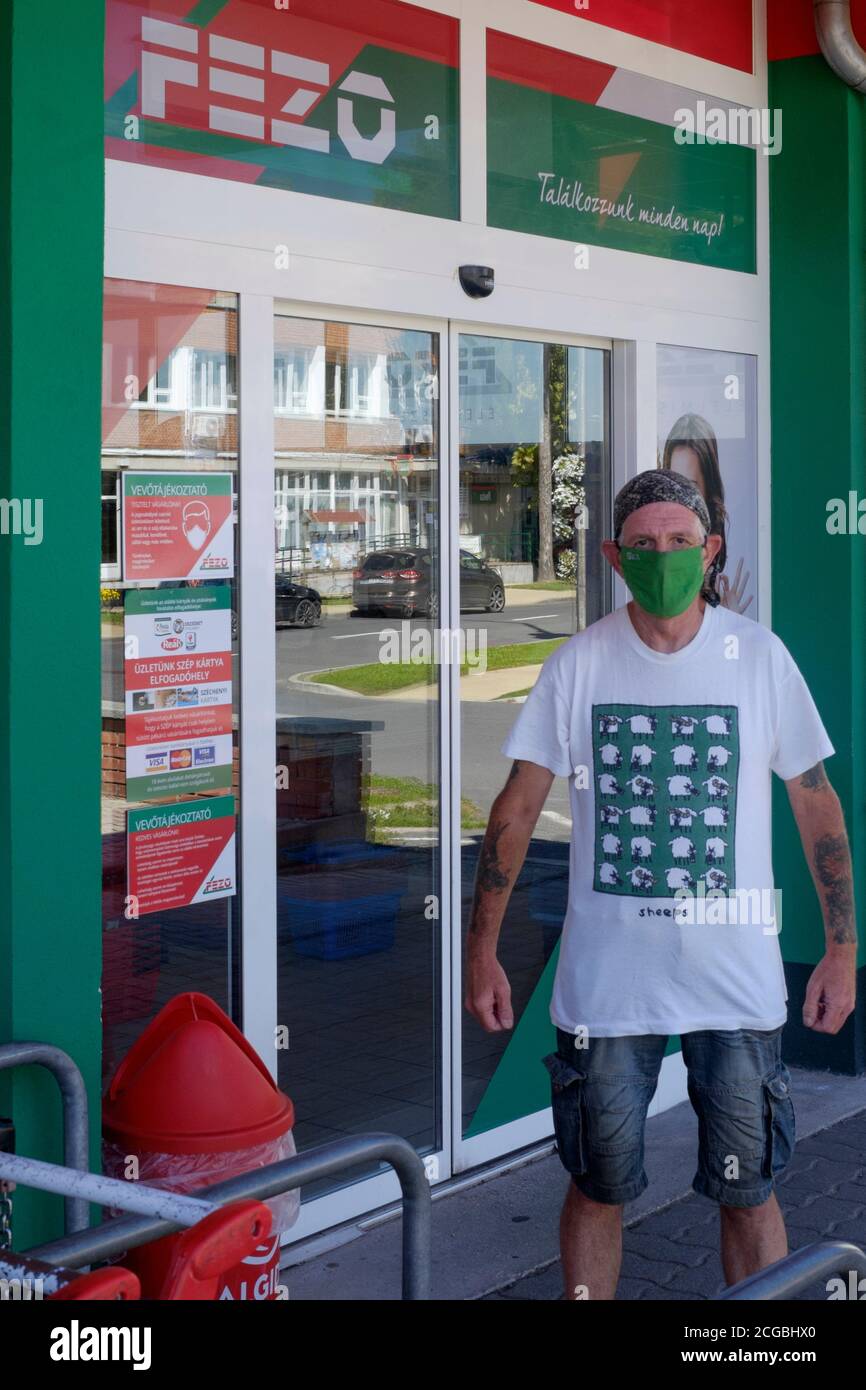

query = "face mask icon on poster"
182;501;211;551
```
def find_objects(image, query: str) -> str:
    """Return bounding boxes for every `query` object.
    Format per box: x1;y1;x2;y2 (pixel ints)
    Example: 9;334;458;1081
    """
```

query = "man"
465;471;856;1300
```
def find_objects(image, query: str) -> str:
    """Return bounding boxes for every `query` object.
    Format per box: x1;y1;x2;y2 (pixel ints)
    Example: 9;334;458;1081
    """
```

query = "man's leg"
720;1192;788;1287
682;1026;796;1289
560;1183;624;1300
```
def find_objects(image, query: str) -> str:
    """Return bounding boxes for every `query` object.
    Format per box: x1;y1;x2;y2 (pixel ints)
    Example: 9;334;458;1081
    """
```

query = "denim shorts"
542;1025;795;1209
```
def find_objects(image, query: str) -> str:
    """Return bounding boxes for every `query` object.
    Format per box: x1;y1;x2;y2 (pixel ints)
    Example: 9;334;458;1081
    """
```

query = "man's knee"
566;1181;624;1215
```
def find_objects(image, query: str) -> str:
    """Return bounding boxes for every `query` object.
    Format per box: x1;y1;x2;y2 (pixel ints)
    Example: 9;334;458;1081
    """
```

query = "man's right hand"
465;950;514;1032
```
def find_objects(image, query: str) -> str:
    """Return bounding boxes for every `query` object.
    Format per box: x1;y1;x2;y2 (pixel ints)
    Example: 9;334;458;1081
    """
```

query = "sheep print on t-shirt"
591;703;739;898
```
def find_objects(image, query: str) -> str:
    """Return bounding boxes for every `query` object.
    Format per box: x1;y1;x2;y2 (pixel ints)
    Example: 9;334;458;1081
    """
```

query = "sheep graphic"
602;833;622;861
702;714;732;738
705;836;727;863
668;836;695;864
626;775;655;801
599;713;623;736
701;868;728;891
668;775;698;799
702;776;729;801
700;805;729;828
628;805;656;827
599;862;622;887
669;806;695;829
629;713;657;736
600;805;622;826
671;714;698;738
671;743;698;769
629;866;656;892
600;743;623;768
630;836;655;862
665;866;695;891
707;745;732;770
598;774;623;798
630;743;656;768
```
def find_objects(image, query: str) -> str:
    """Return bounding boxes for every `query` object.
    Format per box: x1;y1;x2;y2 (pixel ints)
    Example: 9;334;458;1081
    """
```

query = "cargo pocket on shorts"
761;1062;796;1180
542;1052;587;1176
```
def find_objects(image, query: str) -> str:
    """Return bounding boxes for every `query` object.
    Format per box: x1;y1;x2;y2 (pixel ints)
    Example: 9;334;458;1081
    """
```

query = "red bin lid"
103;993;294;1154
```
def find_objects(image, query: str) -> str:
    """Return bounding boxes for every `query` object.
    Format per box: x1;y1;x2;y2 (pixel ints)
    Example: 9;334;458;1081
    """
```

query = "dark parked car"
275;576;322;626
352;547;505;618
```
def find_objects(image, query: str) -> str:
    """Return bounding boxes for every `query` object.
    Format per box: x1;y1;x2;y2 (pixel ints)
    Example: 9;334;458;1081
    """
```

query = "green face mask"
618;545;706;617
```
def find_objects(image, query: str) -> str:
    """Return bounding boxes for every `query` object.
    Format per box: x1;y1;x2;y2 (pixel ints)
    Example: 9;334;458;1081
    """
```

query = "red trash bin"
103;993;298;1300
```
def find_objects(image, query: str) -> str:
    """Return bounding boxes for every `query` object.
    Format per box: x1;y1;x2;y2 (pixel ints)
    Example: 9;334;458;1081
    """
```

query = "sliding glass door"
455;332;611;1165
272;311;445;1202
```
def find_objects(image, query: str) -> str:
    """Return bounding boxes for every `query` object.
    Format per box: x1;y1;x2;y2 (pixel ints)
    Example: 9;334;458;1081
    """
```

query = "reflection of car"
274;577;322;627
352;547;505;618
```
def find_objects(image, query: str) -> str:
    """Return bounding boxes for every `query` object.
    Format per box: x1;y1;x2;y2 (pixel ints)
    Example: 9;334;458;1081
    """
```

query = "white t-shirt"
500;601;835;1037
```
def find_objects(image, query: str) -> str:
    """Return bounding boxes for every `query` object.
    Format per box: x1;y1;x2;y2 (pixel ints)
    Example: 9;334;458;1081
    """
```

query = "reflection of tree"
510;345;569;580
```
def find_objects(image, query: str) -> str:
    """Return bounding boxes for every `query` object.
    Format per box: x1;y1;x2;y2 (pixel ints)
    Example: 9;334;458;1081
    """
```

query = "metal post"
0;1043;89;1234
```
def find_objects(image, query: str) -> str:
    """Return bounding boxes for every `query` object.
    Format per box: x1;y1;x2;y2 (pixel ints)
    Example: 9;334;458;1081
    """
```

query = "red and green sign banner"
487;31;756;274
128;795;236;916
125;586;233;800
122;472;234;581
105;0;459;220
530;0;753;73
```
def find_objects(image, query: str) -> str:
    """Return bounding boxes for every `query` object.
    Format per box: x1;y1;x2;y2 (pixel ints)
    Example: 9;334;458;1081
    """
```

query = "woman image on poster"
661;412;753;615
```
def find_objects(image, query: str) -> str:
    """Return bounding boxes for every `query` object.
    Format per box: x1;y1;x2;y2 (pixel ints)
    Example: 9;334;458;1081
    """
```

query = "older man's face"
618;500;706;551
600;499;722;595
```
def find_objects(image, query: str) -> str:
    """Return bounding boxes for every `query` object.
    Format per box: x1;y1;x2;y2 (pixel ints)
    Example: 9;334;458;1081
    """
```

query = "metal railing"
0;1042;430;1298
8;1135;430;1300
0;1043;90;1234
716;1240;866;1300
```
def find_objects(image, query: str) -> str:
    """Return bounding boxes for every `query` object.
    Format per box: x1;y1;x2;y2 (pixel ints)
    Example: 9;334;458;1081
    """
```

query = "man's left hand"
802;946;857;1033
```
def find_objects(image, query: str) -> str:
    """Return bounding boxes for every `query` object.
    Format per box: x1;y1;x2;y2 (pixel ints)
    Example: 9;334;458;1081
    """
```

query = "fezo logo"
139;16;396;165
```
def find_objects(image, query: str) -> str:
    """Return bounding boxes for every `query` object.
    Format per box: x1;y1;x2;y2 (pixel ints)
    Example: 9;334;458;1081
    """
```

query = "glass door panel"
100;282;240;1086
458;334;610;1147
273;313;442;1199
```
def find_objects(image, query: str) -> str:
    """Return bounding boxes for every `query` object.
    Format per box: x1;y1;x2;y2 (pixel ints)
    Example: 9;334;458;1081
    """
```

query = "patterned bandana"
612;470;720;607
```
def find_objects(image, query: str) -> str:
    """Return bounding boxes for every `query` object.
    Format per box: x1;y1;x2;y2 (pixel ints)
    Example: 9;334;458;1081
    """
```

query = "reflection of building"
273;320;437;584
102;313;440;585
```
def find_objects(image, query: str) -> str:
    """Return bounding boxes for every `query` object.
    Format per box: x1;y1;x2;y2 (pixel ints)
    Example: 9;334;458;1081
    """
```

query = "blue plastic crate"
280;890;399;961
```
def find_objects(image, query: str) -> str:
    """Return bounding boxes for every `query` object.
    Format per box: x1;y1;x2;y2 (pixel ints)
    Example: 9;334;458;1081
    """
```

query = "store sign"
124;587;233;800
105;0;459;220
528;0;754;73
122;472;234;582
128;796;237;916
487;32;756;273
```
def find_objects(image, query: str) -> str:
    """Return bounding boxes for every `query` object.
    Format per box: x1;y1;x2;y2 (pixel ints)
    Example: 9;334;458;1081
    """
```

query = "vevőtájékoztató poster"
122;472;234;582
127;796;236;917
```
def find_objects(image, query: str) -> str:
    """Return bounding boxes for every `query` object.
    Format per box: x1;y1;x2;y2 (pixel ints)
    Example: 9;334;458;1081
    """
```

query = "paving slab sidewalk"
281;1067;866;1301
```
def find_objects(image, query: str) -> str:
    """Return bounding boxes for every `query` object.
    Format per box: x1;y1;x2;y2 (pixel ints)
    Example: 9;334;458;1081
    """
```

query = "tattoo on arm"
813;832;857;945
506;760;523;784
468;820;511;935
800;761;829;791
476;820;510;895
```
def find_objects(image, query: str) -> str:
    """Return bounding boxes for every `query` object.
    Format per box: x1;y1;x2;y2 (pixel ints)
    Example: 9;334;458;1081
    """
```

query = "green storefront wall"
0;0;105;1246
769;53;866;1073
